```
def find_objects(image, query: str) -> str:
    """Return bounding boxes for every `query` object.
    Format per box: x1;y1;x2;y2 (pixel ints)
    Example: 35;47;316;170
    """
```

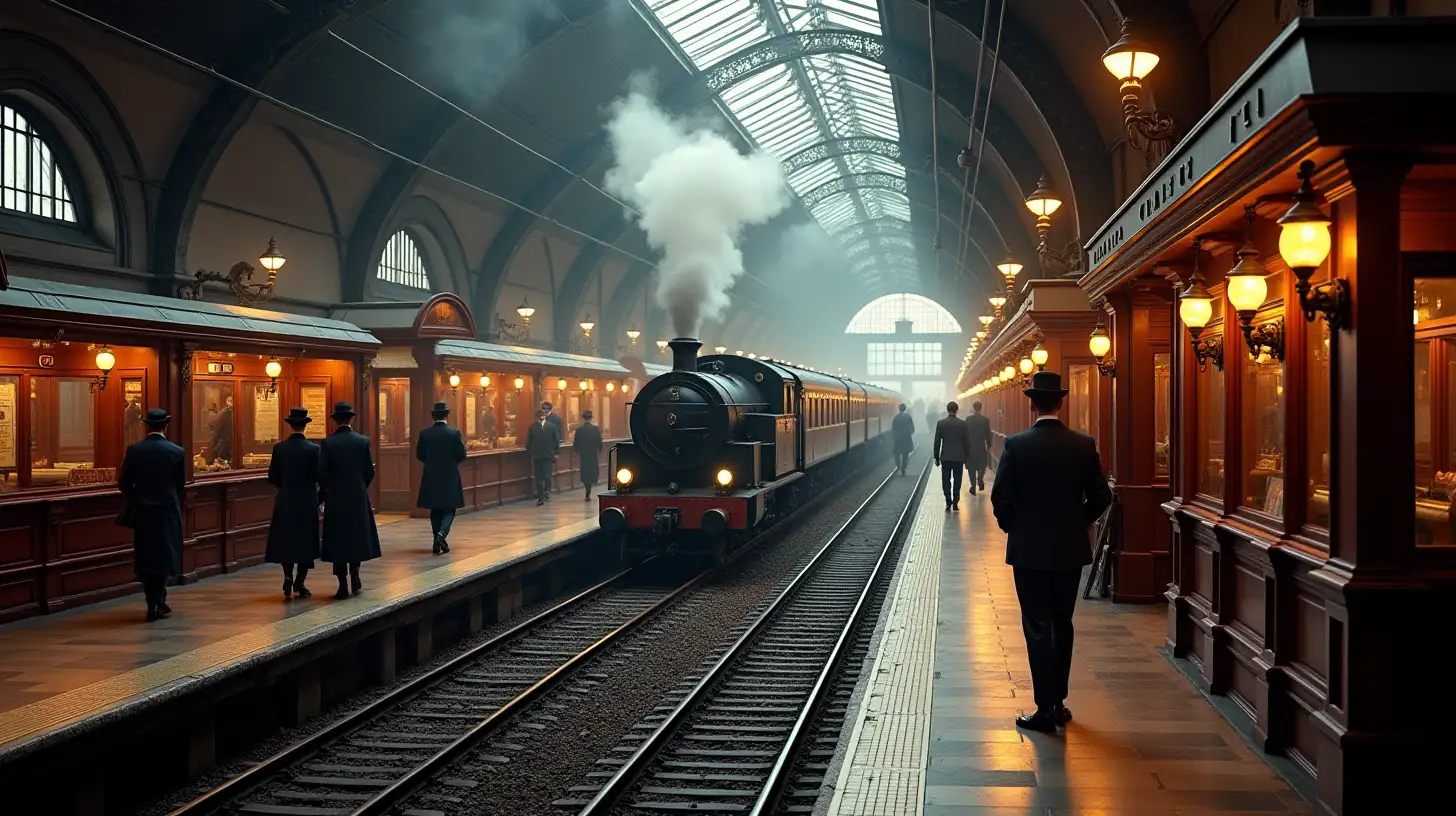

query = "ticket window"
441;372;502;451
0;339;158;493
496;376;530;449
190;352;346;475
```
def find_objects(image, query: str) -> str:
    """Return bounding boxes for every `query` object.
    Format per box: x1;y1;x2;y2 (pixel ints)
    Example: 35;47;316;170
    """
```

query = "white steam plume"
604;90;788;337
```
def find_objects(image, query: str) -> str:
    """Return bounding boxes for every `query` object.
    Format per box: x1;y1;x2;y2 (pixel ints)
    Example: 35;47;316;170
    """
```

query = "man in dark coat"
933;401;973;512
965;400;994;495
542;401;564;492
417;401;466;554
573;409;603;500
319;402;382;599
991;371;1113;733
266;408;321;599
118;409;185;622
526;408;562;505
891;403;915;476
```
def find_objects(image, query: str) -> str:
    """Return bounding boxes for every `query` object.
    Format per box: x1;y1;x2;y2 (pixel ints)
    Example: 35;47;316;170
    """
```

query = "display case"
0;276;377;621
1411;263;1456;548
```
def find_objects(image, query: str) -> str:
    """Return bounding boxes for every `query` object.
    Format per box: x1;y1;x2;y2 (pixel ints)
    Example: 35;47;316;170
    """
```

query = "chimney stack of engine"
669;337;702;372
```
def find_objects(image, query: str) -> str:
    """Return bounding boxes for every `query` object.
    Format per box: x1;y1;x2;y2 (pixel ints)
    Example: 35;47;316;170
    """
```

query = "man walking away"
573;409;604;500
266;408;321;598
417;401;467;554
527;408;561;505
118;409;185;622
991;371;1112;733
891;403;915;475
542;401;564;492
965;400;993;495
319;402;382;599
933;401;973;511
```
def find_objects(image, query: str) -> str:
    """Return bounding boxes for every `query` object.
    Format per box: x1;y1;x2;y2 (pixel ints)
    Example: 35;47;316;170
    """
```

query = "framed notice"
252;384;280;443
0;377;16;469
300;384;328;439
465;391;477;436
1263;476;1285;517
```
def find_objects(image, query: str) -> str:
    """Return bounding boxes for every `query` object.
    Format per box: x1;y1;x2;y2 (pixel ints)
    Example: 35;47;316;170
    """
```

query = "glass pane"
122;377;146;450
1067;364;1098;439
300;383;329;440
1415;341;1432;487
500;382;523;448
0;375;17;493
1242;354;1284;516
1307;319;1332;529
1197;352;1226;500
1413;278;1456;325
30;376;98;486
194;381;236;472
240;382;279;469
378;377;410;446
1154;352;1171;478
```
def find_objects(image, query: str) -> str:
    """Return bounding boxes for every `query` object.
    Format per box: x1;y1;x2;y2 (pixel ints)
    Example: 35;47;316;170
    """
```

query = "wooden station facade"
958;18;1453;813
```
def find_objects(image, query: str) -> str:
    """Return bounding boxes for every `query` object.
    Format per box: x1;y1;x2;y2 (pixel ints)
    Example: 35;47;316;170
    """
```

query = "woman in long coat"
318;402;382;599
573;410;604;500
266;408;321;598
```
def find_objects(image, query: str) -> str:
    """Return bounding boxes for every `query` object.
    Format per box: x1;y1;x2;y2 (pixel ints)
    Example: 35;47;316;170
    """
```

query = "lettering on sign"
37;355;55;369
206;362;235;375
1229;89;1266;146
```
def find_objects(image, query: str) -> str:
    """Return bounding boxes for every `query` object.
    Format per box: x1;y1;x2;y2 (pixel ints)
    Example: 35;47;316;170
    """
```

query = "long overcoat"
573;422;603;486
119;434;185;578
891;411;915;455
964;411;993;471
266;433;321;565
526;419;561;459
416;421;467;509
318;426;382;564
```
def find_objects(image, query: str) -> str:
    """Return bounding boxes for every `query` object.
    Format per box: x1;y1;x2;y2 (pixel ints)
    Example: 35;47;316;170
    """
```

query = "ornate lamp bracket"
1193;334;1224;372
1242;318;1285;362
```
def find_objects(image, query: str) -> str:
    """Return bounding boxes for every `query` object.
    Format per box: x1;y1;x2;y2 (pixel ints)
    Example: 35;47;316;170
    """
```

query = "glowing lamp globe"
656;340;668;351
997;255;1023;282
513;377;525;390
258;238;286;273
1002;366;1015;380
714;346;727;354
626;327;641;341
579;380;589;391
1025;174;1063;217
1031;344;1049;368
978;315;994;327
1019;358;1034;375
1279;220;1331;270
448;373;461;388
516;299;536;321
606;381;616;393
1089;325;1112;360
1226;244;1269;314
1102;19;1161;82
1178;277;1215;333
556;378;567;390
96;346;116;373
265;357;282;379
579;315;595;334
988;295;1008;310
480;374;490;388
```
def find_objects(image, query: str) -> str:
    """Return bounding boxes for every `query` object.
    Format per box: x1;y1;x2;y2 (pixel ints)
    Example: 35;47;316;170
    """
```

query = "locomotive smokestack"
669;337;702;372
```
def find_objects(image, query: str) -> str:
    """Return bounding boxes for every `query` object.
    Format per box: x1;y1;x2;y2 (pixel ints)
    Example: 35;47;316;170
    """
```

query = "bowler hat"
1024;370;1069;398
581;409;593;420
431;401;450;415
285;407;312;426
330;401;356;420
142;408;171;426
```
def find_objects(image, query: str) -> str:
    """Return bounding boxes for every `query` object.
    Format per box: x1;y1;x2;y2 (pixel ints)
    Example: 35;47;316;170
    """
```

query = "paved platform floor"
829;480;1311;816
0;489;599;751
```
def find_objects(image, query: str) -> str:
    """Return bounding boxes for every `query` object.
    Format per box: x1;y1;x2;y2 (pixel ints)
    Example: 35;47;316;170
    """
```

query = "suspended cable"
926;0;942;254
958;0;1008;279
40;0;660;270
951;0;993;283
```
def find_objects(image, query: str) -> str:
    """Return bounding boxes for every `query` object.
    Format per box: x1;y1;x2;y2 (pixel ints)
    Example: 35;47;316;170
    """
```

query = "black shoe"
351;575;363;595
334;585;350;600
295;584;312;598
953;501;959;511
156;600;171;616
945;499;952;511
283;576;293;598
537;498;545;506
440;538;450;554
432;533;444;555
1015;709;1060;733
1055;704;1072;725
146;606;159;622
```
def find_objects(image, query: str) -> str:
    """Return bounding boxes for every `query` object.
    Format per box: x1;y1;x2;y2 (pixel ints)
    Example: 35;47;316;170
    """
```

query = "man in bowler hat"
319;402;382;599
417;401;466;554
118;409;186;622
266;408;321;598
526;408;561;505
991;371;1113;732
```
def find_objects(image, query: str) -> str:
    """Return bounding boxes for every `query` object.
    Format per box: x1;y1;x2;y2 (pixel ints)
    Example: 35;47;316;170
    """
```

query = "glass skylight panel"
643;0;914;285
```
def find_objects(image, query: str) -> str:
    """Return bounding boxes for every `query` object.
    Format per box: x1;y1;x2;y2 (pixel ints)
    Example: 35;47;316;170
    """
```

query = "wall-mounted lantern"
1277;161;1340;327
1101;18;1177;162
1089;322;1116;377
91;345;116;393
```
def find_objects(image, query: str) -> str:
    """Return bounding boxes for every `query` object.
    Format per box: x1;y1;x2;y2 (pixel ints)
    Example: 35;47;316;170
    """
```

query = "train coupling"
653;508;680;536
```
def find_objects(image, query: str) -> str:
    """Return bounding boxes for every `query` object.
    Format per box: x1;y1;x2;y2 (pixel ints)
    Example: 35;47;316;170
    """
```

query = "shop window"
1067;364;1098;440
1416;341;1433;486
1;103;78;223
193;381;236;472
1154;352;1171;478
377;230;431;290
1306;315;1332;530
1241;351;1284;517
27;377;95;486
1196;351;1227;502
191;352;345;474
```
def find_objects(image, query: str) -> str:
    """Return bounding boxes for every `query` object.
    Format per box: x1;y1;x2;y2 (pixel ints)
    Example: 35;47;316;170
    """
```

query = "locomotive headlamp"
716;468;734;488
616;467;634;486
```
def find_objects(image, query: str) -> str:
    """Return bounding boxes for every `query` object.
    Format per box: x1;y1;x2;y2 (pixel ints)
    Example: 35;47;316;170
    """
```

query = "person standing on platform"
991;371;1112;733
318;402;381;599
542;401;564;492
417;401;466;555
573;409;603;500
933;401;972;511
118;409;185;622
527;408;561;505
265;408;321;599
965;400;993;495
891;403;915;475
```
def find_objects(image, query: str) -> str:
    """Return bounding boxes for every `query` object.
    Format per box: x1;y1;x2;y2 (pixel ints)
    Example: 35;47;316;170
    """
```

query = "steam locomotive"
599;338;900;558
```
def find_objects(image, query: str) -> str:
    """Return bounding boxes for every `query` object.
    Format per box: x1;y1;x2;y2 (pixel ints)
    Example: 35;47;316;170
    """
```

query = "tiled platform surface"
829;482;1311;816
0;491;599;754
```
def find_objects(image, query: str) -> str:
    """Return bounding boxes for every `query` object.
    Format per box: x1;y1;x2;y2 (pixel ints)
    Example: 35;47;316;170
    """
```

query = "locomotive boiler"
599;337;899;557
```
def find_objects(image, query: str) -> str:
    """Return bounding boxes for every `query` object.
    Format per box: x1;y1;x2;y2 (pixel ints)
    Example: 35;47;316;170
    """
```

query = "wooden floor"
924;494;1311;815
0;487;600;749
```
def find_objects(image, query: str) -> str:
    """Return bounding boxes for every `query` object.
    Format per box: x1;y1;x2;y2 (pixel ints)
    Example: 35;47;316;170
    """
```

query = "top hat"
330;401;356;420
431;401;450;416
1024;370;1069;398
142;408;171;426
285;407;312;426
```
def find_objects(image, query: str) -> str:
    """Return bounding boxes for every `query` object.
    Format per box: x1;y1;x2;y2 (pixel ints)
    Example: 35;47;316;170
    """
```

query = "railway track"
567;457;930;816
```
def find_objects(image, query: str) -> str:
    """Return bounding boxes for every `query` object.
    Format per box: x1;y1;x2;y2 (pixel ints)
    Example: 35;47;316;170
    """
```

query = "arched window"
1;103;78;223
844;293;962;334
377;229;431;290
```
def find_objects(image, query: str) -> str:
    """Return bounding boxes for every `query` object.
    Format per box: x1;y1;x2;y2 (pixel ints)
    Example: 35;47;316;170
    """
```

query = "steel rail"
575;461;911;815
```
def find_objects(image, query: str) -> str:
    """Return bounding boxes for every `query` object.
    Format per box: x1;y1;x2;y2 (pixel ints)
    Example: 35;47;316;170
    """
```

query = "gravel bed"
402;451;928;816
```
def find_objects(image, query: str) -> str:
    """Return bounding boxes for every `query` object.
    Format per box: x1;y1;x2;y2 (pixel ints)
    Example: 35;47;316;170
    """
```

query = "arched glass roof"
845;293;962;334
640;0;914;285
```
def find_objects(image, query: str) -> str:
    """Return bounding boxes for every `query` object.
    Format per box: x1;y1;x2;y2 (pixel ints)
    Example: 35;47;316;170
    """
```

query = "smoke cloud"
604;89;789;337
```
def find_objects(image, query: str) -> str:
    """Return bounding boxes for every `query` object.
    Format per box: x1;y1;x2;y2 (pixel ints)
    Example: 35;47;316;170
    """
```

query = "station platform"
0;491;601;762
826;482;1314;816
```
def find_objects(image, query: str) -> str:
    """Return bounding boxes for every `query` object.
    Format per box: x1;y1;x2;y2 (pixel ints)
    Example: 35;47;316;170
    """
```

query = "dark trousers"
940;460;963;500
141;576;168;607
1012;567;1082;709
430;509;456;538
533;458;553;500
281;562;310;581
895;451;910;473
333;561;361;579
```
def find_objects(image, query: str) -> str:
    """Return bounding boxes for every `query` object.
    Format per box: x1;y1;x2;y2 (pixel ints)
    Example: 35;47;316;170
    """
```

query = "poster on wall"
253;384;280;443
0;378;16;469
301;385;328;439
465;391;477;436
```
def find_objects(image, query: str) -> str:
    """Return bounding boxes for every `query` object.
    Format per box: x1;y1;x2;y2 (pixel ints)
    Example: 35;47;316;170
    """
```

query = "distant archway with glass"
844;293;964;409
